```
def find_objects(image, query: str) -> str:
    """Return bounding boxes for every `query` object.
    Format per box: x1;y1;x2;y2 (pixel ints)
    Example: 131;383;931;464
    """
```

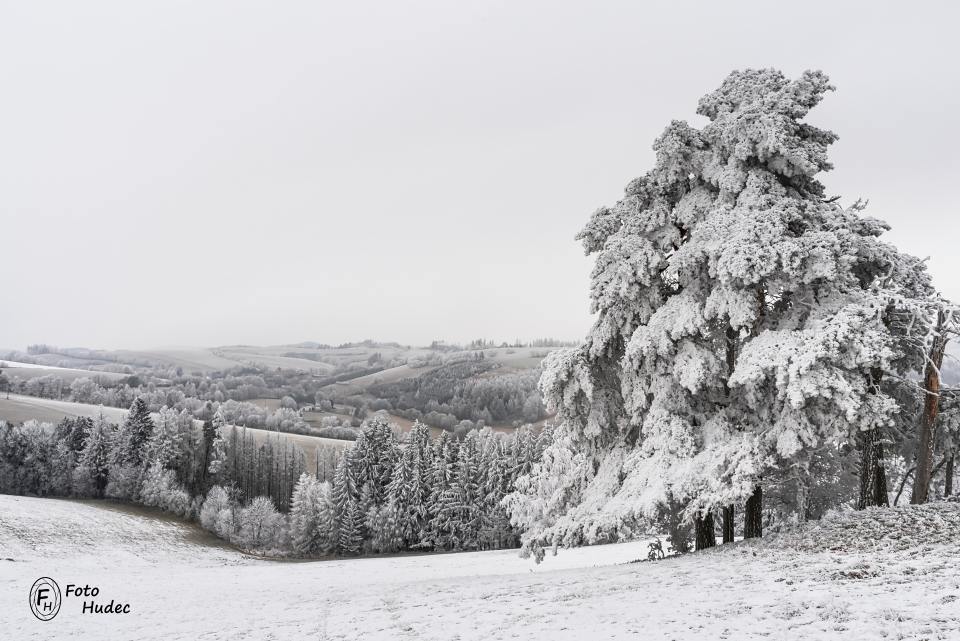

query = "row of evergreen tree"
0;398;551;555
283;419;550;555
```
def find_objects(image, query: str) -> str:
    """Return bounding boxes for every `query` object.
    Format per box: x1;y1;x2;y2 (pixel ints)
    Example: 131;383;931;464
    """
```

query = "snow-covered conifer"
386;443;417;547
206;410;228;480
337;499;363;555
367;504;402;553
119;397;154;467
290;473;332;556
146;406;184;470
505;68;934;561
73;413;114;497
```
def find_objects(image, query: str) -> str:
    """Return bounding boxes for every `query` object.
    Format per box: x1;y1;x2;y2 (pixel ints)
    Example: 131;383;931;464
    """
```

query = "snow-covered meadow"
2;495;957;640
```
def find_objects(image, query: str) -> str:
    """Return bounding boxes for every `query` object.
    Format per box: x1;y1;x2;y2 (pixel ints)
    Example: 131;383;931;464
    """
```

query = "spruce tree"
337;499;362;555
74;414;114;497
290;473;326;556
147;407;183;471
315;481;337;554
123;397;154;467
452;431;483;549
387;444;417;548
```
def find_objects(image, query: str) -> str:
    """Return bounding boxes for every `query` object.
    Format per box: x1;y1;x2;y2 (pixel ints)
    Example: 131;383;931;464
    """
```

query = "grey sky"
2;1;958;350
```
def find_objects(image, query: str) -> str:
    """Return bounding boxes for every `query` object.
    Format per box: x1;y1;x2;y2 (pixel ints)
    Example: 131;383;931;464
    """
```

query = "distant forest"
1;340;561;438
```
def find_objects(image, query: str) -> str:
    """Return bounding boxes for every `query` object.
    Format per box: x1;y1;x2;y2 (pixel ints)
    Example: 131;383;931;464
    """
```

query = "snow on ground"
0;394;348;470
1;495;958;640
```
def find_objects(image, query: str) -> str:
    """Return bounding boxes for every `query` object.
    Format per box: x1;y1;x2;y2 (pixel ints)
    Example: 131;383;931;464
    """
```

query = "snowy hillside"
2;496;958;640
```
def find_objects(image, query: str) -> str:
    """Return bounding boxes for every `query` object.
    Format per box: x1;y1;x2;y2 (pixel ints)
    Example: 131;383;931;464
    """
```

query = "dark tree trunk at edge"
695;512;716;551
744;485;762;539
722;505;735;543
911;310;948;505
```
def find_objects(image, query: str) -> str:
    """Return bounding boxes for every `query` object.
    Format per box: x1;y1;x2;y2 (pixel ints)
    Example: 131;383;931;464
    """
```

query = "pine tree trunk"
795;466;810;523
857;366;890;510
945;454;954;497
721;505;735;543
666;499;691;554
857;428;890;509
743;485;762;539
911;310;947;505
695;512;716;551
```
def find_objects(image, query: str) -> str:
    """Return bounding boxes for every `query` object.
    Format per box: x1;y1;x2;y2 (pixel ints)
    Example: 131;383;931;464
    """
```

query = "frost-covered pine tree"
73;413;114;497
332;450;359;514
478;430;515;549
207;409;228;481
424;432;487;551
119;397;154;466
425;431;459;549
409;421;434;526
147;406;184;470
57;416;92;453
337;498;363;555
450;431;484;549
505;68;932;560
351;415;398;508
49;439;76;496
106;398;156;500
289;473;336;556
332;449;365;551
367;503;402;553
386;442;418;548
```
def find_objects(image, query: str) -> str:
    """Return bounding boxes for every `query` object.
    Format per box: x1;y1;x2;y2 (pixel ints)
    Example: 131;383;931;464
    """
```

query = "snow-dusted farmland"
0;361;129;382
0;394;348;471
1;495;957;640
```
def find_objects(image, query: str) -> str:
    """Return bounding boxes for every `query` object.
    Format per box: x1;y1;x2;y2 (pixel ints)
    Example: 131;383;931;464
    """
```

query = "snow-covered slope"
1;496;958;640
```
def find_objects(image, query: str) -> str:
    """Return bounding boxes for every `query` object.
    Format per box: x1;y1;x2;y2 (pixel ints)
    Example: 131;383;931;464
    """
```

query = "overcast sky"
2;1;958;351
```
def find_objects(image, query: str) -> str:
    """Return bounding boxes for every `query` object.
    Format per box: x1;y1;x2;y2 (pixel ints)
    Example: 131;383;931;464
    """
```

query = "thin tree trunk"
744;485;762;539
893;466;915;506
946;454;955;497
722;505;735;543
722;326;739;547
695;512;716;551
796;477;809;522
794;459;811;522
912;310;948;505
666;499;691;554
725;326;738;381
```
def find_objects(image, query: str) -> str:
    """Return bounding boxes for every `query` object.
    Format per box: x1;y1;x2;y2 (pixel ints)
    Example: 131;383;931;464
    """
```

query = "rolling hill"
1;495;957;639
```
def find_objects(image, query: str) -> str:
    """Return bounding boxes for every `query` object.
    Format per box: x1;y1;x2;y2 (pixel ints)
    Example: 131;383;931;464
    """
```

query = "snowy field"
0;394;348;470
1;495;958;640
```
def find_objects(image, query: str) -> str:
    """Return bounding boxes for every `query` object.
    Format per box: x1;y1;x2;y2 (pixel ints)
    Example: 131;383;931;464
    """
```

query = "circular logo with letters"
30;577;61;621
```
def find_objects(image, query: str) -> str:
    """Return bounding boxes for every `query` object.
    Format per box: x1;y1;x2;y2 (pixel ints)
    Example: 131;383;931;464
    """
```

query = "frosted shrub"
237;496;284;549
139;461;191;518
200;486;234;531
139;463;175;508
104;464;141;501
215;507;236;540
163;487;191;517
